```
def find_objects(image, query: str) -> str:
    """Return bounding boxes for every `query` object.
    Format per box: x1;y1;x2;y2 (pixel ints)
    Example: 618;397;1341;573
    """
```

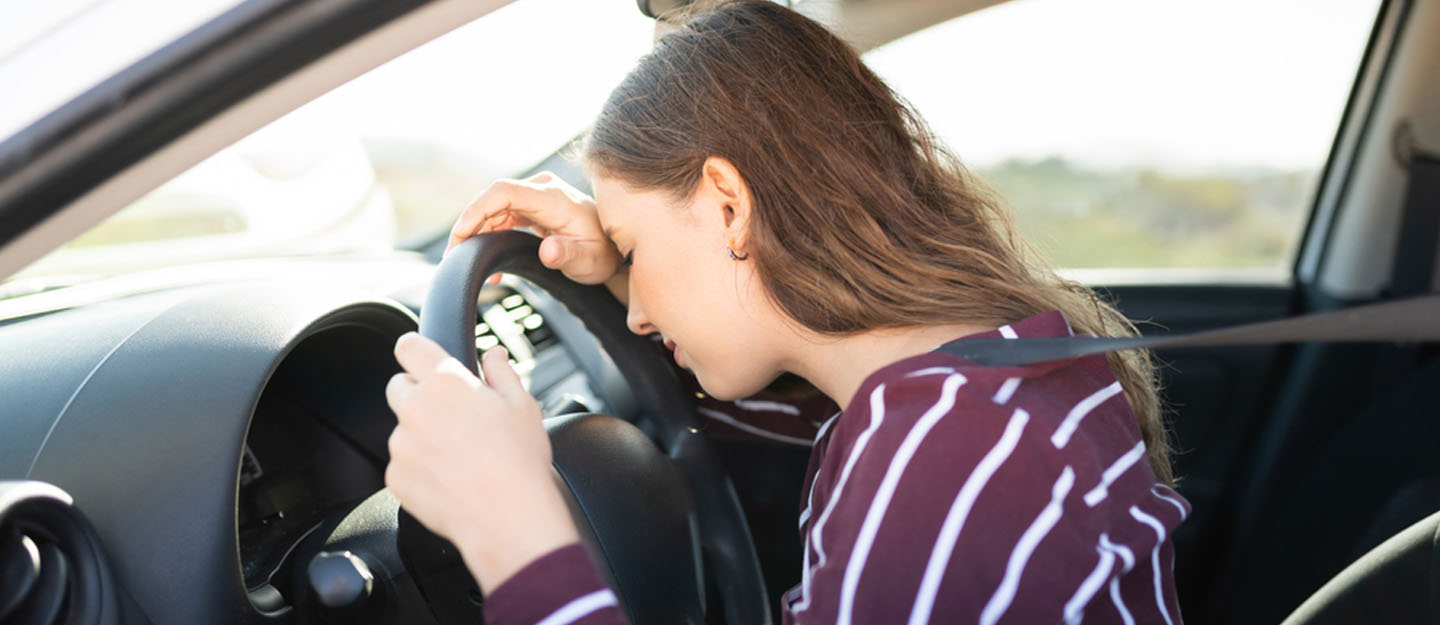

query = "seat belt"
940;294;1440;367
943;155;1440;367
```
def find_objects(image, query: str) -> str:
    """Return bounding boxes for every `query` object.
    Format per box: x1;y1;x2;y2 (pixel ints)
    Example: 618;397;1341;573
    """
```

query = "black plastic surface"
548;413;704;625
0;530;39;619
0;296;184;477
12;285;416;624
0;480;121;625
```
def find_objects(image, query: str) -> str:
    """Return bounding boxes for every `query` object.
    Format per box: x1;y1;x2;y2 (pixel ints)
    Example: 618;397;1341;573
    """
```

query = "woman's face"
591;173;789;401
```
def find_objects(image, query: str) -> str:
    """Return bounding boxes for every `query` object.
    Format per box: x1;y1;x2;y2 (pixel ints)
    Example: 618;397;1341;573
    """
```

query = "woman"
383;1;1189;624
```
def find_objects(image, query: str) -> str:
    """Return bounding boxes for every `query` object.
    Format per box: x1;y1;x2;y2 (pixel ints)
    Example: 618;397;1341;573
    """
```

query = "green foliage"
979;157;1314;269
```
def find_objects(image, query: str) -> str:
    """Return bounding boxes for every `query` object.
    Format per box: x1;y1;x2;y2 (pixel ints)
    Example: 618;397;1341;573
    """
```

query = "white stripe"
1084;441;1148;506
1099;534;1138;625
992;377;1022;404
1051;382;1123;448
696;407;814;446
998;325;1019;339
906;366;956;378
1130;506;1176;625
1109;576;1137;625
907;407;1030;625
792;385;890;614
798;412;842;532
837;374;967;625
797;529;813;610
1063;546;1116;625
534;589;618;625
979;466;1077;625
815;411;842;443
1151;485;1189;520
733;398;802;416
1100;534;1136;573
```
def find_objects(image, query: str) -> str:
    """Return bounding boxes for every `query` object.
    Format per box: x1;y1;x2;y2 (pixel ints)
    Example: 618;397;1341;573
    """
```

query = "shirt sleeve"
483;543;628;625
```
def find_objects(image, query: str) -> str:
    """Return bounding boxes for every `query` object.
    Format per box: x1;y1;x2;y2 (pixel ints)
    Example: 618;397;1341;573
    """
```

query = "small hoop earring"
727;246;749;261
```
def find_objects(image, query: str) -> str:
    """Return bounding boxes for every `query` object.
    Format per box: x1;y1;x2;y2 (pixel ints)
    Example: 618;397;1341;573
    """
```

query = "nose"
626;297;656;336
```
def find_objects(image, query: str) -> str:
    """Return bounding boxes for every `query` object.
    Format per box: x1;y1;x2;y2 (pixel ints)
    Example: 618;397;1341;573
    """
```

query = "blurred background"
1;0;1381;287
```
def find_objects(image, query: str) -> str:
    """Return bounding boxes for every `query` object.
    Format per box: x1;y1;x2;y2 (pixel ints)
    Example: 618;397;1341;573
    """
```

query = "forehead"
591;176;625;238
592;176;663;232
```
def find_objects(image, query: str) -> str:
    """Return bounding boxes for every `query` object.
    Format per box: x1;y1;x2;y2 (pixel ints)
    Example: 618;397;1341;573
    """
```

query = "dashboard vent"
476;289;558;359
0;481;118;625
499;292;558;351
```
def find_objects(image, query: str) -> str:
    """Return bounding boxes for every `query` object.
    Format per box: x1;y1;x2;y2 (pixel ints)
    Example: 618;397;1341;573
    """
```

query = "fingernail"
487;346;509;361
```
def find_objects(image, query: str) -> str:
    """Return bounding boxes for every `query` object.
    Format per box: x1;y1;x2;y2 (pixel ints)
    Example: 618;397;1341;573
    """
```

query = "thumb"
538;236;568;269
480;346;529;406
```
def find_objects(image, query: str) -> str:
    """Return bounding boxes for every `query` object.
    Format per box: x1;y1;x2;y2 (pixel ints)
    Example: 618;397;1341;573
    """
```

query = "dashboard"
0;255;635;624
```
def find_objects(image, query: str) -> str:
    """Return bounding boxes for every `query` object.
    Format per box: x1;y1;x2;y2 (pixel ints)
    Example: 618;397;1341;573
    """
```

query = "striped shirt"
484;310;1189;625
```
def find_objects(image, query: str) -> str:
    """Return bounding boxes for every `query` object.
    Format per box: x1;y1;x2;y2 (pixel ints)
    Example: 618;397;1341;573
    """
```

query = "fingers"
447;176;574;253
385;372;417;417
538;236;568;269
480;346;529;406
446;173;618;286
394;332;453;378
448;183;518;253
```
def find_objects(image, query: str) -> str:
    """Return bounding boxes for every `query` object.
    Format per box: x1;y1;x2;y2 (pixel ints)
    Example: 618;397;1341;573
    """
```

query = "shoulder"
818;359;1057;524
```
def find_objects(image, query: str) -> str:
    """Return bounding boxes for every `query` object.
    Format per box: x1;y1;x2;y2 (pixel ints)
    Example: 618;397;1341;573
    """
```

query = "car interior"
0;0;1438;624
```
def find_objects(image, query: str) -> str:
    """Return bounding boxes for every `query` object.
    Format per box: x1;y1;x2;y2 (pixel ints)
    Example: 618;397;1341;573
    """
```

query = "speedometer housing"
11;283;416;624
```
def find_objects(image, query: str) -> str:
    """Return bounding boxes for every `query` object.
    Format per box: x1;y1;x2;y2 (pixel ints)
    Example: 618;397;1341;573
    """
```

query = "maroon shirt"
485;311;1189;625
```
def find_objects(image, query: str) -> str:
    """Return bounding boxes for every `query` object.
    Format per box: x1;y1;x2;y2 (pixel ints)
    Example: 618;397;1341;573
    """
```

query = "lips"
661;336;684;368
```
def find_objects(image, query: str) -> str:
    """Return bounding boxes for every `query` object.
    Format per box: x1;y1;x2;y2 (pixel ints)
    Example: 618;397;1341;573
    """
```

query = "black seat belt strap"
939;294;1440;367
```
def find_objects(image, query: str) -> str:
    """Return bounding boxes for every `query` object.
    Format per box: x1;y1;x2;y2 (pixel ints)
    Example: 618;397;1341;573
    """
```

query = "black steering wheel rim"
417;231;771;625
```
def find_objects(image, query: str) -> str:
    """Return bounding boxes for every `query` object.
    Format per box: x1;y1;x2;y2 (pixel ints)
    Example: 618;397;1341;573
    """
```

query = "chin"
693;368;775;402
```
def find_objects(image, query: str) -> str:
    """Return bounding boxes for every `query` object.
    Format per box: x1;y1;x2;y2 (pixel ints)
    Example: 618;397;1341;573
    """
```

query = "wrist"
455;479;581;592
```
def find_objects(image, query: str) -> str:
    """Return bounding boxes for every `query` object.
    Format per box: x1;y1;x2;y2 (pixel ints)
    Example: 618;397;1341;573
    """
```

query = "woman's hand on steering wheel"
384;333;580;593
450;172;622;286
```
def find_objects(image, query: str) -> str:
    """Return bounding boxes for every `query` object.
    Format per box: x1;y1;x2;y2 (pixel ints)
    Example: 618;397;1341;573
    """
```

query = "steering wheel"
405;231;770;625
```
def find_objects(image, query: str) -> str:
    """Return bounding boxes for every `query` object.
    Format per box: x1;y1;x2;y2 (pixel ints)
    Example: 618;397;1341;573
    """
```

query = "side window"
11;0;653;282
863;0;1379;280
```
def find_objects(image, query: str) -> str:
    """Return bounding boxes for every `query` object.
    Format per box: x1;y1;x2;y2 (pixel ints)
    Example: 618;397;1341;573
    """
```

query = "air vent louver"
0;481;119;625
476;289;559;360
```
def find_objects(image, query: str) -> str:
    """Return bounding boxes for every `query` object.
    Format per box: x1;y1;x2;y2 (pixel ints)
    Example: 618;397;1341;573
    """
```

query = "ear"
698;156;753;251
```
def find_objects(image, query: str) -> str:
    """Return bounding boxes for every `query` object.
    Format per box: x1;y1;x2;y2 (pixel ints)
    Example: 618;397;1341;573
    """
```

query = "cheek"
690;277;787;398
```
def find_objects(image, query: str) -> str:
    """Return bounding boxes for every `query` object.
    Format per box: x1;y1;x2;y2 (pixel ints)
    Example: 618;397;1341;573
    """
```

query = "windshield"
5;0;653;293
0;0;246;142
5;0;1378;294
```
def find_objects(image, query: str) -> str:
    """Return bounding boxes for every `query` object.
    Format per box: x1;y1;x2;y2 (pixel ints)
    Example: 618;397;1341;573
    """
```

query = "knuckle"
387;426;403;452
384;463;404;494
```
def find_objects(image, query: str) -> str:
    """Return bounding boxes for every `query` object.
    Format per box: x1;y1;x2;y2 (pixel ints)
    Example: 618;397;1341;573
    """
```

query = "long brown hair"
581;0;1173;484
